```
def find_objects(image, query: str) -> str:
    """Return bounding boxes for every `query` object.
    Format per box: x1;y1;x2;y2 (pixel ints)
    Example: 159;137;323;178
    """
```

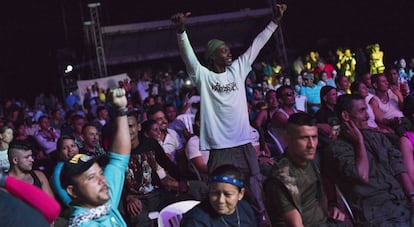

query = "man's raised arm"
109;88;131;155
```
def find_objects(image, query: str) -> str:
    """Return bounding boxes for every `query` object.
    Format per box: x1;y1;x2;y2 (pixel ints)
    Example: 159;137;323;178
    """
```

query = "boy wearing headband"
182;164;256;226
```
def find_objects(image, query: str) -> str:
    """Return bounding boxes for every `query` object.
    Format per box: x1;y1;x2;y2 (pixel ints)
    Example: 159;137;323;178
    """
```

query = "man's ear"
238;188;246;201
341;111;350;122
372;81;378;89
66;185;78;199
13;157;18;165
323;95;328;103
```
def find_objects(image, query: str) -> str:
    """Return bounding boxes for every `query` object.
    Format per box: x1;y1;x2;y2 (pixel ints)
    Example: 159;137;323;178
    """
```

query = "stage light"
64;65;73;73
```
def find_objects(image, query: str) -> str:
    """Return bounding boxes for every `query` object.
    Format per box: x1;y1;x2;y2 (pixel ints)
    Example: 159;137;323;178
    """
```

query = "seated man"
147;105;184;163
184;110;209;181
123;113;191;227
165;104;188;142
323;94;413;225
7;141;54;198
270;85;300;151
34;116;60;155
369;73;410;136
60;88;131;226
300;73;322;114
80;123;106;157
314;86;340;147
264;113;346;226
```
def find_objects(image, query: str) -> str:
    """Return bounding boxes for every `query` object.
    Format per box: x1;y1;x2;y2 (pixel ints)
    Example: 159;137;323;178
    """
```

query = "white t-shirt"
185;136;209;164
0;149;10;173
177;22;278;150
159;128;183;163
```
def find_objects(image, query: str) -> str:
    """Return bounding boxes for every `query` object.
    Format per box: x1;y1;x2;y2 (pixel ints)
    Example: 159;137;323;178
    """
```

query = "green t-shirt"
267;159;325;226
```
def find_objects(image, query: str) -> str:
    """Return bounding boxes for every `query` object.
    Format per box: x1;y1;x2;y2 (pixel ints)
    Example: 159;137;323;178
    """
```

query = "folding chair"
157;200;200;227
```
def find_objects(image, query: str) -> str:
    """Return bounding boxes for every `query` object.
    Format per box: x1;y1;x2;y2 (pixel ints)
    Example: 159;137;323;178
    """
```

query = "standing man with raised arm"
171;4;287;226
60;88;131;227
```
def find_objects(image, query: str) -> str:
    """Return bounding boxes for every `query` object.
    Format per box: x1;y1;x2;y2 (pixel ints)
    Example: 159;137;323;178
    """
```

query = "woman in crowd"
181;164;256;226
50;135;80;206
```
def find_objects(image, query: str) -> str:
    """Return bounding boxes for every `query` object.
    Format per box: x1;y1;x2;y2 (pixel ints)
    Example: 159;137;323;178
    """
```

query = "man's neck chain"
220;206;240;227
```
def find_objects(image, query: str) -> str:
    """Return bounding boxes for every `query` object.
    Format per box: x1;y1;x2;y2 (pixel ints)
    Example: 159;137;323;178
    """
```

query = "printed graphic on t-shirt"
125;151;158;195
211;82;238;93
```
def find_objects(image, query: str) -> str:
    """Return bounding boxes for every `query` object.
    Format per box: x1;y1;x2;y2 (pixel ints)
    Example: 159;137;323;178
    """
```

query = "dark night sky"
1;0;414;103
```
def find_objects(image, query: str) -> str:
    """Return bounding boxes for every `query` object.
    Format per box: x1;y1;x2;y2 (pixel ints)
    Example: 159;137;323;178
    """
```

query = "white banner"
76;73;130;107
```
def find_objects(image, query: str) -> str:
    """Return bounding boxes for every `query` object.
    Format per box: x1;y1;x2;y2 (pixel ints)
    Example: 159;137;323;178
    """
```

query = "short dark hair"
71;114;85;124
81;123;98;135
265;89;277;100
96;106;107;115
371;73;385;85
350;80;364;94
141;119;158;134
276;85;294;99
8;140;32;163
9;140;31;151
56;135;76;154
335;74;347;87
287;112;316;128
335;94;364;121
38;115;49;123
147;104;165;119
209;164;245;191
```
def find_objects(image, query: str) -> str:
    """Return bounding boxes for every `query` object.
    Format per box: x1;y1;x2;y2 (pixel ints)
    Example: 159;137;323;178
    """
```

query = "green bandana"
204;39;225;63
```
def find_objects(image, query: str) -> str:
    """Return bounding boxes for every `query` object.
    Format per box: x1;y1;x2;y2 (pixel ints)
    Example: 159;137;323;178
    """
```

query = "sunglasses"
282;92;294;97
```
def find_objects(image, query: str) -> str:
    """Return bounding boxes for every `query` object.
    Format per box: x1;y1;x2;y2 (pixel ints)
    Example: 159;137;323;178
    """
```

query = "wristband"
116;108;129;117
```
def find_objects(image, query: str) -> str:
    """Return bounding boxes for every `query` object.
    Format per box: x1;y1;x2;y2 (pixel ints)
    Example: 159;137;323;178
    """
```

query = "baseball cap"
60;154;108;188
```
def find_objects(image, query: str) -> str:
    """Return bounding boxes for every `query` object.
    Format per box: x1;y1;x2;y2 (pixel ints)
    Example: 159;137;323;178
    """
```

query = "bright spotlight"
64;65;73;73
185;79;192;86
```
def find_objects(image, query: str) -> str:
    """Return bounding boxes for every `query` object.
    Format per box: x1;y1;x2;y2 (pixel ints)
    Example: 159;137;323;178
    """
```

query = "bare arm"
282;209;304;227
109;88;130;155
369;97;391;127
397;171;414;203
271;111;288;128
255;110;268;129
34;170;54;198
390;87;404;109
190;156;208;174
400;136;414;184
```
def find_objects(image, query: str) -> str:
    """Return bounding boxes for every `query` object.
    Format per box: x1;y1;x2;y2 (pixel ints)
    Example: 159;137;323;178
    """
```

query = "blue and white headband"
210;176;244;188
